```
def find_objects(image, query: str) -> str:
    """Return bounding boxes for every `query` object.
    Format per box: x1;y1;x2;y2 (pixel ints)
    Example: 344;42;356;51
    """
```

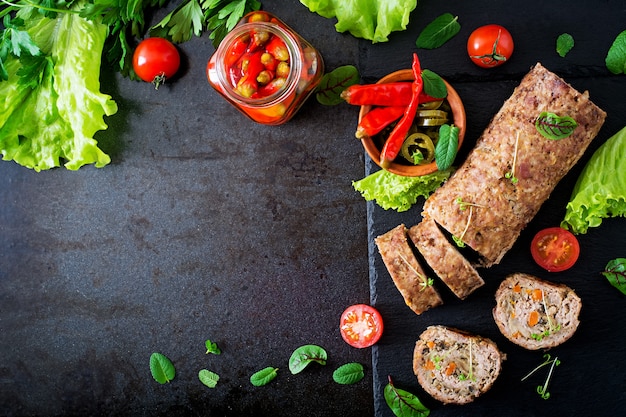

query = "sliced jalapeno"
401;133;435;165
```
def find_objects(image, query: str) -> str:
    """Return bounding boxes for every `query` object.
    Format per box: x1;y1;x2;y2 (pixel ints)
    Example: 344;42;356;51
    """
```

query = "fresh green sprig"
521;354;561;400
398;253;434;291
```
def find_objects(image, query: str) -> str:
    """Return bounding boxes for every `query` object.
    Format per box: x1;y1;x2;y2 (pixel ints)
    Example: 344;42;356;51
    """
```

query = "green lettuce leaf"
561;126;626;234
0;10;117;171
299;0;418;43
352;168;452;212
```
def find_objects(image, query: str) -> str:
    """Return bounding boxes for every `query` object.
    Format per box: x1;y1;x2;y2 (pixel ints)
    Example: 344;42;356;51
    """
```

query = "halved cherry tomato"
133;38;180;89
467;24;514;68
340;304;383;348
530;227;580;272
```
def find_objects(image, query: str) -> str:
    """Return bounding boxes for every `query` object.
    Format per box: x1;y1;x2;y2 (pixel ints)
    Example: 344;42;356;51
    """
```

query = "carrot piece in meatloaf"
375;224;443;315
423;63;606;267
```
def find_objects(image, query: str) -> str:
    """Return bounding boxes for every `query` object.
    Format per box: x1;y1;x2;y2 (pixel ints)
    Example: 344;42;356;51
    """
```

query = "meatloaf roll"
413;325;505;405
408;218;484;299
375;224;443;315
423;63;606;266
493;273;582;350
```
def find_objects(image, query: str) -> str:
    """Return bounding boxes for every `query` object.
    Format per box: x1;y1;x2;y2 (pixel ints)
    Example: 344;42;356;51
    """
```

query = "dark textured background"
1;1;625;416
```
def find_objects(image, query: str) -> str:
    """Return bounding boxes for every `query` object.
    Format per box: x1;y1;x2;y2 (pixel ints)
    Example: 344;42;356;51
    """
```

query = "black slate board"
365;1;626;416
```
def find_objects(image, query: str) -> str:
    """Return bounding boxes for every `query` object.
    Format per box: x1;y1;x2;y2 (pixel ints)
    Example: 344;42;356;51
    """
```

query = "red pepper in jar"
355;106;405;139
265;36;289;61
341;82;440;107
380;54;423;169
225;35;249;67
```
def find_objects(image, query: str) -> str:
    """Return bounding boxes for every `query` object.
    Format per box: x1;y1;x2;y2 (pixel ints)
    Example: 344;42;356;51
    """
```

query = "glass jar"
206;11;324;125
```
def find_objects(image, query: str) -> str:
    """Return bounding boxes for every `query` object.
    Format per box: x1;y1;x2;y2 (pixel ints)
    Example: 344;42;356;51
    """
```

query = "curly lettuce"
561;126;626;234
353;168;452;212
0;8;117;171
299;0;418;43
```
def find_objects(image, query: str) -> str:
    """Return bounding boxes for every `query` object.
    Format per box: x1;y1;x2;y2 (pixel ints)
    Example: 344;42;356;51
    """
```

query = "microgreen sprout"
521;354;561;400
530;291;561;341
398;253;433;290
458;339;476;381
452;198;486;248
504;131;520;184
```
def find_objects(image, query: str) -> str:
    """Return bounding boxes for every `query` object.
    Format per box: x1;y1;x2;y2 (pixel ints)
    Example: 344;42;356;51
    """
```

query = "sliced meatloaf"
375;224;443;315
423;63;606;266
493;273;582;350
413;325;505;405
408;218;484;299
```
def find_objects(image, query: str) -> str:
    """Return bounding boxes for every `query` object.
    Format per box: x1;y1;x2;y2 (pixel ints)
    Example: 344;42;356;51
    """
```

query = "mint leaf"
250;367;279;386
288;345;327;374
421;69;447;98
435;124;459;171
606;30;626;74
333;363;365;385
150;352;176;384
204;339;221;354
198;369;220;388
316;65;360;105
556;33;574;57
416;13;460;49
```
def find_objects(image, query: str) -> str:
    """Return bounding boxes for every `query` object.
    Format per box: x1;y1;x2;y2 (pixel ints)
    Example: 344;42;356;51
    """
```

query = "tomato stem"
470;28;508;65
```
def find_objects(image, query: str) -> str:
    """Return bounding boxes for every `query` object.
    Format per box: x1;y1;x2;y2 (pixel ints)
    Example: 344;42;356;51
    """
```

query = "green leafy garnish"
556;33;574;57
415;13;460;49
453;198;484;248
250;367;279;386
288;344;327;374
398;253;433;291
316;65;359;105
421;69;447;99
198;369;220;388
150;352;176;384
561;126;626;234
535;112;578;140
205;339;221;355
521;354;561;400
384;375;430;417
0;14;41;81
352;168;453;212
606;29;626;74
504;131;520;184
332;363;364;385
434;124;459;171
601;258;626;295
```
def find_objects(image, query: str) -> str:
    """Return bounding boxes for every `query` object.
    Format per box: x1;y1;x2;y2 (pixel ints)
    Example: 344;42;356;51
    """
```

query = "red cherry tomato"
340;304;383;348
133;38;180;89
467;24;514;68
530;227;580;272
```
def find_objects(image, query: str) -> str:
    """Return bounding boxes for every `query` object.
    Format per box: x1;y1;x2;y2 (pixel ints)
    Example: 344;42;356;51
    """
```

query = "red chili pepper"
265;36;289;61
255;76;286;97
225;35;249;68
380;53;423;169
241;50;265;80
355;106;405;139
341;82;439;107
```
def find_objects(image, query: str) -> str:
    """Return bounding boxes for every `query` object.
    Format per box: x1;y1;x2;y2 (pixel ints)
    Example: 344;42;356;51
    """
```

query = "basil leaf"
535;112;578;140
556;33;574;57
150;352;176;384
198;369;220;388
316;65;360;105
384;379;430;417
416;13;460;49
606;30;626;74
602;258;626;295
250;367;279;386
421;69;447;99
434;124;459;171
288;344;327;374
205;339;221;355
333;363;365;385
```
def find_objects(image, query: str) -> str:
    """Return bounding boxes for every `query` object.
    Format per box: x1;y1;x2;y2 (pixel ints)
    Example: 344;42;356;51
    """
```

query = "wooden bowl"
359;69;466;177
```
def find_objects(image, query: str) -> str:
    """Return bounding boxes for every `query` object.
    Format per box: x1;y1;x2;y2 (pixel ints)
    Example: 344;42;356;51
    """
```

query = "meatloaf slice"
413;325;505;405
493;273;582;350
375;224;443;315
408;218;484;299
423;63;606;266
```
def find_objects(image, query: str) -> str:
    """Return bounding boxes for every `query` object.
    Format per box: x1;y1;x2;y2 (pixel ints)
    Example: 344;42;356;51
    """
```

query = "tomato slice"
530;227;580;272
340;304;383;348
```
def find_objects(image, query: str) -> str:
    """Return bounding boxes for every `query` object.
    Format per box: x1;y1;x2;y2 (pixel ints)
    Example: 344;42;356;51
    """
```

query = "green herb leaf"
151;0;205;43
421;69;447;99
606;30;626;74
204;339;221;354
250;367;279;386
416;13;460;49
333;363;364;385
535;112;578;140
288;344;327;374
150;352;176;384
384;376;430;417
434;124;459;171
198;369;220;388
556;33;574;57
602;258;626;295
316;65;360;105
